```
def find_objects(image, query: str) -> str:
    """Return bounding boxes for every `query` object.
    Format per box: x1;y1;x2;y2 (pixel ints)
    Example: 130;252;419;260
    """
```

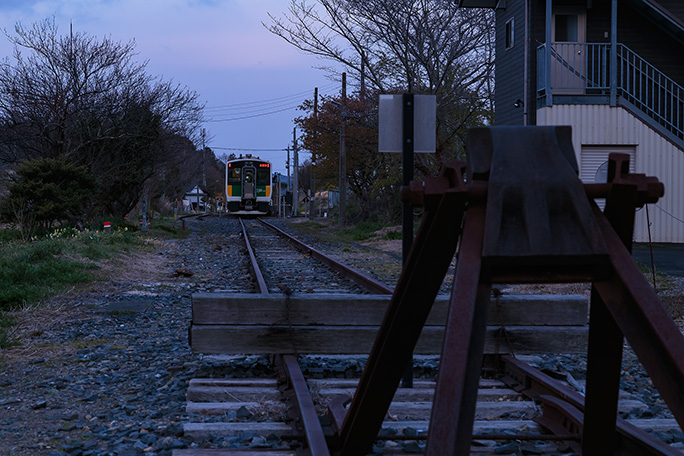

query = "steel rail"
256;218;393;295
240;216;676;455
238;217;269;294
240;218;332;455
280;354;331;456
500;355;682;456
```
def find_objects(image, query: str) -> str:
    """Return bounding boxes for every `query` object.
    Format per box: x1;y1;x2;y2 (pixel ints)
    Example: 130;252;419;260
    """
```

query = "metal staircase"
537;42;684;145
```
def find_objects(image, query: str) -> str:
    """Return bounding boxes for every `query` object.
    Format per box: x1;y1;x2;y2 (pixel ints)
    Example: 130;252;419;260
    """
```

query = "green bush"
0;158;96;238
339;221;384;241
0;229;21;244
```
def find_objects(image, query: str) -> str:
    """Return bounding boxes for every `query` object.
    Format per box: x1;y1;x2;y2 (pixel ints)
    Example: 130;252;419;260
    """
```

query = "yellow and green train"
225;155;272;215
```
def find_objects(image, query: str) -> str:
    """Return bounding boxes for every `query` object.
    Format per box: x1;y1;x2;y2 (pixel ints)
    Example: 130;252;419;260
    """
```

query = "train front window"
228;167;241;185
257;166;270;185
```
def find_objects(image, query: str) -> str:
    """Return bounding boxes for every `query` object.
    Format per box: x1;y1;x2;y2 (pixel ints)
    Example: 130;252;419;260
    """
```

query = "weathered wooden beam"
189;325;588;355
192;293;588;326
173;451;296;456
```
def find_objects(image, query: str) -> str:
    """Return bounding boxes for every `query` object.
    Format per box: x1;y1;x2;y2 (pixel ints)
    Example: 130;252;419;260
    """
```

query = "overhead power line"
205;82;337;110
205;105;299;122
204;82;339;123
212;147;287;152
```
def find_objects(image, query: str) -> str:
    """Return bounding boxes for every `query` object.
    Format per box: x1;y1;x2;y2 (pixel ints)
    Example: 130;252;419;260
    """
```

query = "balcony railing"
537;42;684;141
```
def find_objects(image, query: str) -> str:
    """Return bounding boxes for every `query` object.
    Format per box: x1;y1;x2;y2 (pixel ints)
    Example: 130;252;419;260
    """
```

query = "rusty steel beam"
280;354;331;456
593;208;684;430
257;218;393;295
581;179;637;455
239;217;269;294
426;202;491;456
338;163;469;456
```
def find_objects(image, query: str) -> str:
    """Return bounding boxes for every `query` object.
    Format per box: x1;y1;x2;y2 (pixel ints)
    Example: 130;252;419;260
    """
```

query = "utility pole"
286;146;291;216
311;87;318;220
339;72;347;225
201;128;207;212
293;127;299;217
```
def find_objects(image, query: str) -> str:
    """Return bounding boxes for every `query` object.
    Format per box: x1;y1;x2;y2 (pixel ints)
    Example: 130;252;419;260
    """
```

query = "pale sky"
0;0;342;175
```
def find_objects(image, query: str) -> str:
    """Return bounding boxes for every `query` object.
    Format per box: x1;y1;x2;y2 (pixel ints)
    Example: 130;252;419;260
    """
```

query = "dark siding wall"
495;1;526;125
619;5;684;87
654;1;684;22
586;3;611;44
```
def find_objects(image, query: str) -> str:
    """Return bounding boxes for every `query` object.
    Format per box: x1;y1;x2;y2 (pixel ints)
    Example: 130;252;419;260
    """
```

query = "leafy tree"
0;158;96;236
295;92;403;222
0;18;204;218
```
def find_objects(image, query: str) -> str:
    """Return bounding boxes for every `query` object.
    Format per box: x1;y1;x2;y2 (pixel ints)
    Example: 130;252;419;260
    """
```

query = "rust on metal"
501;355;682;456
238;217;269;294
332;126;684;456
278;354;331;456
338;162;469;455
228;126;683;456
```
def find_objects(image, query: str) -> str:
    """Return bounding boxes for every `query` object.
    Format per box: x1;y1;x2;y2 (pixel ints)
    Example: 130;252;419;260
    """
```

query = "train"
225;155;272;215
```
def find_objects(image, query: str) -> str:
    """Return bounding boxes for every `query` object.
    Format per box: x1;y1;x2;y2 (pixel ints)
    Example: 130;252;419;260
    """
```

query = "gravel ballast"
1;216;683;455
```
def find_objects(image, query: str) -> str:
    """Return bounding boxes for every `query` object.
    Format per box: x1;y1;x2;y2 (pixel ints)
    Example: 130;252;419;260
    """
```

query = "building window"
505;17;514;49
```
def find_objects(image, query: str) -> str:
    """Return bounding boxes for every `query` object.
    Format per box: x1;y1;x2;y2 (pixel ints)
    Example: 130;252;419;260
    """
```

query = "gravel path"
0;217;265;456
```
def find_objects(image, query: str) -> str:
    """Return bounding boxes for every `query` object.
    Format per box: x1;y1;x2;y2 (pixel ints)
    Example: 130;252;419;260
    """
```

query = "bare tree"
268;0;494;176
0;18;205;217
266;0;494;100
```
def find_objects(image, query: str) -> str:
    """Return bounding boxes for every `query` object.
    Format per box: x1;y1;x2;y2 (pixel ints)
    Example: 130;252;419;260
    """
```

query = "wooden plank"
190;325;588;355
188;378;522;405
311;387;522;403
183;422;293;438
185;397;533;420
307;378;506;389
383;419;543;434
189;378;279;388
386;400;538;421
192;293;588;326
188;378;505;391
173;450;296;456
179;417;681;444
186;400;286;415
187;386;282;402
182;419;544;439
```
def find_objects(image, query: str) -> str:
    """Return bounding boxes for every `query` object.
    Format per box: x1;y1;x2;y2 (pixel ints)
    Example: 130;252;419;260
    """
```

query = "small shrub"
383;230;402;240
0;229;21;244
341;221;384;241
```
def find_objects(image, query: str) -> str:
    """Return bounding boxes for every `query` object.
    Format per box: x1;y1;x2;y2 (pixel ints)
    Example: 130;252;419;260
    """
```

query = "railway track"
238;217;385;295
177;215;683;455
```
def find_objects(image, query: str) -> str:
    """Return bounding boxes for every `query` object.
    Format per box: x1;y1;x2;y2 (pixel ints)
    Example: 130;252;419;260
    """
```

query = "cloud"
1;0;312;71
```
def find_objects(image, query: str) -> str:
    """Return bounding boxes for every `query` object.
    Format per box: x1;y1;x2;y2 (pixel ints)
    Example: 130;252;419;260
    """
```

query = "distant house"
183;185;207;212
459;0;684;242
